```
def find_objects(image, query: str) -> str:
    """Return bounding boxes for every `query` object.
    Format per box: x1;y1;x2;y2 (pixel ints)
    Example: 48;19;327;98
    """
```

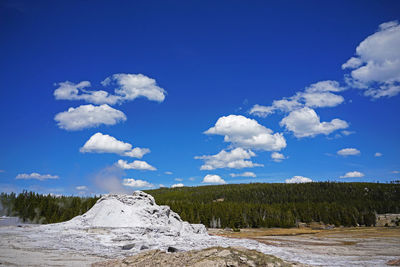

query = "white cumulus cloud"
54;73;166;104
122;178;154;188
280;107;348;138
205;115;286;151
340;171;364;178
250;80;345;118
16;173;59;181
116;159;156;171
285;176;313;184
202;174;226;184
343;21;400;98
305;80;346;93
54;104;126;131
374;152;383;157
337;148;360;156
195;148;263;170
54;81;119;105
300;91;344;109
80;132;150;158
271;98;303;113
102;73;166;103
229;172;256;178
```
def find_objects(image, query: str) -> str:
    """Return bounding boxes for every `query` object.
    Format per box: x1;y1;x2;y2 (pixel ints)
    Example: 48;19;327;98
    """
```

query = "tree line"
145;182;400;228
0;191;99;224
1;182;399;228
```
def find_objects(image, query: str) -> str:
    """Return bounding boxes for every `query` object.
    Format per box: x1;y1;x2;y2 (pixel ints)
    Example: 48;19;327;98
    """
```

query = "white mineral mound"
65;191;207;236
0;191;353;266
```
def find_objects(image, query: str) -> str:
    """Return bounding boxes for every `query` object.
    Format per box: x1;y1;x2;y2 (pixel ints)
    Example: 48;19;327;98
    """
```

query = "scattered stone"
217;249;231;257
139;245;149;250
167;246;179;253
296;222;307;229
387;258;400;266
92;246;307;267
121;244;135;250
239;256;247;262
376;214;400;227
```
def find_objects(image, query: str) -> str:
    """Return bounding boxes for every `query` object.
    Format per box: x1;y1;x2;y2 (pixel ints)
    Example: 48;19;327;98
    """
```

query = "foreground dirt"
92;246;309;267
2;226;399;266
209;227;400;266
0;246;105;267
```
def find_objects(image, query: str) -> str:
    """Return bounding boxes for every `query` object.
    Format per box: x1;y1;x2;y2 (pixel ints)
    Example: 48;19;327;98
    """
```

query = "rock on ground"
92;246;308;267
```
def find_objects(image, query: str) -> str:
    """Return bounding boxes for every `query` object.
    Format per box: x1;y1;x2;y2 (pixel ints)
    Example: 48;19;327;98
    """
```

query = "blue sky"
0;0;399;195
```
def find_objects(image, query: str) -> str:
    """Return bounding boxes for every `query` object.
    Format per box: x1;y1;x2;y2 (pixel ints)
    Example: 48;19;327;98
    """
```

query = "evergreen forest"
1;182;399;228
0;191;99;224
146;182;400;228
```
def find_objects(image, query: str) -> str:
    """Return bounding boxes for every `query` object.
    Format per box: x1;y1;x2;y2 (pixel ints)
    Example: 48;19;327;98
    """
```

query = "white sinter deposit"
65;191;206;236
1;191;396;266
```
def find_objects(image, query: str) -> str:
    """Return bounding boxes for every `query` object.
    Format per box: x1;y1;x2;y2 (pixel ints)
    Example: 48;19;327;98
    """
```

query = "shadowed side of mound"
91;246;310;267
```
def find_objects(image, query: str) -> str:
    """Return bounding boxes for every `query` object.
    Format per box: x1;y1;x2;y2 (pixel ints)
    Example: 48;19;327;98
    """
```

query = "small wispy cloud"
75;185;88;190
271;152;286;162
116;160;156;171
16;173;59;181
285;176;313;184
122;178;154;188
341;130;355;136
171;183;184;188
92;165;128;194
230;172;256;178
340;171;364;178
337;148;360;156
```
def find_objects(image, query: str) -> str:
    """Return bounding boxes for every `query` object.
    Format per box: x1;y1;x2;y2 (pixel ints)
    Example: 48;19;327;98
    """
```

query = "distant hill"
145;182;400;228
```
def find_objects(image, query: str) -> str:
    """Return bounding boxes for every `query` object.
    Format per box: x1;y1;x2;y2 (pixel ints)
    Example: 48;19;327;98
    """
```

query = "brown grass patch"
208;227;400;239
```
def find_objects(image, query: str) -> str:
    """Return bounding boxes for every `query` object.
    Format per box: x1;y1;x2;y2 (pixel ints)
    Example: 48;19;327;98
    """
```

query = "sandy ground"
1;220;399;266
0;227;107;266
209;227;400;266
0;247;105;266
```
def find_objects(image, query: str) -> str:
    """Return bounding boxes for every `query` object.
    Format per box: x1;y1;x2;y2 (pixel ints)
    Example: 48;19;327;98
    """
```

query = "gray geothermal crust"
0;191;398;266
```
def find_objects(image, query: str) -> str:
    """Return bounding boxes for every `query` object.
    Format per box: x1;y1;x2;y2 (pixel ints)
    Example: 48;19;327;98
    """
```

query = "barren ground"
209;227;400;266
1;222;399;266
